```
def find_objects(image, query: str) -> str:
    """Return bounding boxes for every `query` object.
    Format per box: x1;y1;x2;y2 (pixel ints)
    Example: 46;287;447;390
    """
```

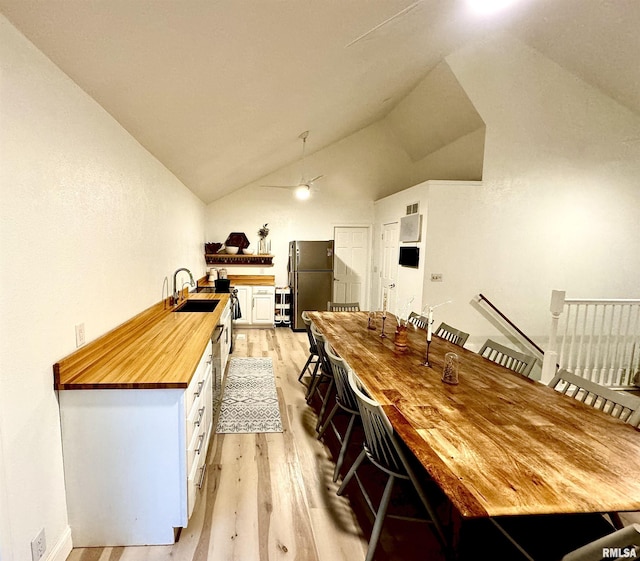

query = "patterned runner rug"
216;357;283;434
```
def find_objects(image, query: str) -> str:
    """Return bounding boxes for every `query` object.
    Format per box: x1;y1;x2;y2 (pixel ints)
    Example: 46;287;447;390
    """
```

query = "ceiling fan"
261;131;324;199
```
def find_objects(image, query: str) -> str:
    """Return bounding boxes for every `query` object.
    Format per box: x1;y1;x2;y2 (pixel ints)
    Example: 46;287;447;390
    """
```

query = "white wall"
206;183;374;287
372;180;482;318
422;34;640;350
372;181;429;315
0;16;206;561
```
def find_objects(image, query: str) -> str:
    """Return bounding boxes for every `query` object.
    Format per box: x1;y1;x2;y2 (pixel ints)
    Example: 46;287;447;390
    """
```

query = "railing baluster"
576;304;588;377
630;305;640;385
624;305;633;385
585;304;597;382
615;304;629;386
594;304;606;385
544;294;640;388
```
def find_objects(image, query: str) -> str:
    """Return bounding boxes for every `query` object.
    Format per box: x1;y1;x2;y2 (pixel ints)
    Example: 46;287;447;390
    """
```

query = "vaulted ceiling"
1;0;638;203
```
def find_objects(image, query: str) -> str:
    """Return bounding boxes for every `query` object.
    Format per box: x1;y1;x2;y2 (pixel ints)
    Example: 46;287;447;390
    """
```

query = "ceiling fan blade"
260;184;296;189
308;175;324;184
345;1;423;48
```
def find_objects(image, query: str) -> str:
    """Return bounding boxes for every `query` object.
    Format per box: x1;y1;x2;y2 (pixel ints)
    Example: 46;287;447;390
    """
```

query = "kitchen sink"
173;299;219;313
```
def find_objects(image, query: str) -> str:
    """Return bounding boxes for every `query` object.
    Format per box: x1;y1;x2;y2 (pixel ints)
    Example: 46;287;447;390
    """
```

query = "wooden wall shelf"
205;254;274;266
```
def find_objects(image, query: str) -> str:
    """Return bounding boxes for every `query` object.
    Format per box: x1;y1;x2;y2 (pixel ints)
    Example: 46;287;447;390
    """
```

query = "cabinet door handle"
196;464;207;489
194;380;205;398
195;433;205;455
195;406;205;427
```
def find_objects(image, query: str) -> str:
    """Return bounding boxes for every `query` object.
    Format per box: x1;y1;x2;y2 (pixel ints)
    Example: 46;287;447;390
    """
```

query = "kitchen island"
54;292;231;547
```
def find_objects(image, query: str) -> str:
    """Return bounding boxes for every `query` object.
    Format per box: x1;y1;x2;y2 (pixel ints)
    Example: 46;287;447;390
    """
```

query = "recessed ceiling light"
467;0;518;14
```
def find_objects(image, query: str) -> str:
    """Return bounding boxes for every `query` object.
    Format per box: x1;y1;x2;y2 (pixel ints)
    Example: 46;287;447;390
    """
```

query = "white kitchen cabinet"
59;343;213;546
233;285;275;326
252;286;275;325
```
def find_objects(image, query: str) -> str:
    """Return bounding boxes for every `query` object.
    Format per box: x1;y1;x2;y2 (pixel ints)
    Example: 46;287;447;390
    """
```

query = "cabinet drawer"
186;347;212;410
187;367;211;476
187;421;207;476
187;455;207;519
186;399;206;449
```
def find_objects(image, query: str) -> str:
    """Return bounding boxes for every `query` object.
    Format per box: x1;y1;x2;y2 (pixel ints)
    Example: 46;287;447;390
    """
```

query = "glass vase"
259;238;268;255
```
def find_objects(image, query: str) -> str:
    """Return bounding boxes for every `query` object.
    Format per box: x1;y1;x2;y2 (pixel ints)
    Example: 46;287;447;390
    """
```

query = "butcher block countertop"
54;293;230;390
197;274;275;288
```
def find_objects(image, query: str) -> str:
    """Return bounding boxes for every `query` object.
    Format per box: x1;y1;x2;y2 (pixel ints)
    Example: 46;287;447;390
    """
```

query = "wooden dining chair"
561;523;640;561
317;342;361;482
306;325;335;430
549;369;640;427
407;311;429;329
327;301;360;312
478;339;537;378
337;370;447;561
297;311;320;385
435;322;469;347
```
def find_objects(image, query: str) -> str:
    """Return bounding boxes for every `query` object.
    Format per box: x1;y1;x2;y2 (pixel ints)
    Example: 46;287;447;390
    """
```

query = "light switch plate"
75;323;86;347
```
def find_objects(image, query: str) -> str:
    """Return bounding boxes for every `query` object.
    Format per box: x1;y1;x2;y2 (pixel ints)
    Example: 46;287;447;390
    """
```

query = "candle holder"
394;323;409;351
442;352;460;385
367;311;376;330
422;339;432;367
380;314;387;338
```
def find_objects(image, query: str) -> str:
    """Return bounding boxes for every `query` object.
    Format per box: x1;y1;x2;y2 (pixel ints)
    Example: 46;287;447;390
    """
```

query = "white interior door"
333;226;370;310
380;222;399;315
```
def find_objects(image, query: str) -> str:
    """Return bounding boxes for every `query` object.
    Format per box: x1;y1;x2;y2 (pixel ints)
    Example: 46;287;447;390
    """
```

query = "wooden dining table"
308;312;640;531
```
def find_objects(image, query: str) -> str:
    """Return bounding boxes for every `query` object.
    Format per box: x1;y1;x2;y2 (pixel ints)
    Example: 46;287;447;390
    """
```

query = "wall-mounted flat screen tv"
399;246;419;268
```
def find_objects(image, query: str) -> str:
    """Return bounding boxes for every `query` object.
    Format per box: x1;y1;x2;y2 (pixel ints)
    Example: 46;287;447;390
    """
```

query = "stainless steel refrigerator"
288;240;334;331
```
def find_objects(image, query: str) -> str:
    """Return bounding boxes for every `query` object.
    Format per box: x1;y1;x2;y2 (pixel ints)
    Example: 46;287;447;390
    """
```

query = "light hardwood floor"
65;327;640;561
67;327;370;561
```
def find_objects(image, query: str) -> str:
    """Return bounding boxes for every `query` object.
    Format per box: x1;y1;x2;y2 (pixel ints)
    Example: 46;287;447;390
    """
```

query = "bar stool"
317;342;361;482
297;311;320;386
338;370;447;561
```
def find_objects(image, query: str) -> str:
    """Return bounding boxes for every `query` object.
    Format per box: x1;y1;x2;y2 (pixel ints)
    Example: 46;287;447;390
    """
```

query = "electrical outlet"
75;323;86;347
31;528;46;561
431;273;443;282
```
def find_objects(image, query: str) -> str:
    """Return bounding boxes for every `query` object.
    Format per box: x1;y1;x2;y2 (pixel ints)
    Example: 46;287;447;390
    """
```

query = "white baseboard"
46;526;72;561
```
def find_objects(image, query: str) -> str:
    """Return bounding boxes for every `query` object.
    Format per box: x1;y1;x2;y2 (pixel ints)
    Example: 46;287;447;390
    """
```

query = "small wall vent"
406;202;419;215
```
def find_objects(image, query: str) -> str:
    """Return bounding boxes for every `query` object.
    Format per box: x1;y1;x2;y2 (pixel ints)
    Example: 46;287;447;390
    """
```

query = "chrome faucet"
173;268;195;305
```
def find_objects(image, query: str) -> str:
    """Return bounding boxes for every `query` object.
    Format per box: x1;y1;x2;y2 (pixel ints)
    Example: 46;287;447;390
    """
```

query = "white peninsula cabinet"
234;285;275;326
59;342;214;546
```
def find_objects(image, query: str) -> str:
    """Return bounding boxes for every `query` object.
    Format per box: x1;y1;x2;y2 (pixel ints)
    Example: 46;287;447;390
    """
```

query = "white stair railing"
541;290;640;387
